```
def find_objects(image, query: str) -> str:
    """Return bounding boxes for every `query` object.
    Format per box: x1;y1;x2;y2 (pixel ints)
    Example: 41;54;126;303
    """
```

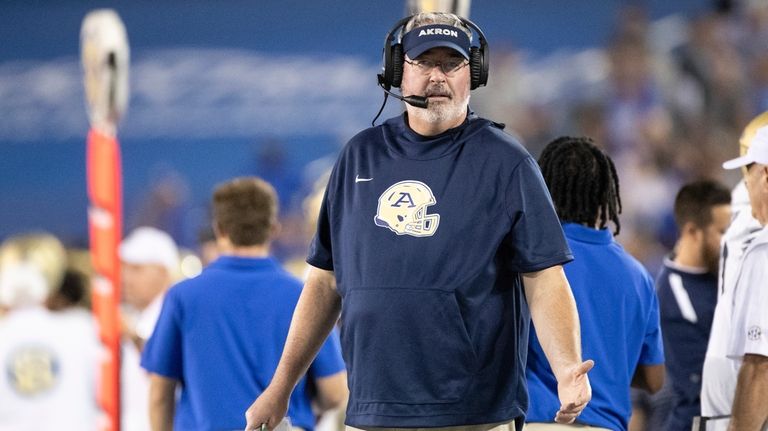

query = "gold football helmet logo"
374;180;440;237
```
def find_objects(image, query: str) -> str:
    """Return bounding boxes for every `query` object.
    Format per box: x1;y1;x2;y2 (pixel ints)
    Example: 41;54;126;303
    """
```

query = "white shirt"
121;294;164;431
728;227;768;359
701;181;765;430
0;307;100;431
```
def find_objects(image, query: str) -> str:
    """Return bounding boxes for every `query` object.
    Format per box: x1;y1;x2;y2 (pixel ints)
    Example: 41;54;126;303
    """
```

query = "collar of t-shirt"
210;255;279;271
662;256;709;275
562;222;613;245
382;112;499;160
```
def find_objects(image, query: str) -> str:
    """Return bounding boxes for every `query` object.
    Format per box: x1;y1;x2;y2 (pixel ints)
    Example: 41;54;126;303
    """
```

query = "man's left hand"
555;360;594;424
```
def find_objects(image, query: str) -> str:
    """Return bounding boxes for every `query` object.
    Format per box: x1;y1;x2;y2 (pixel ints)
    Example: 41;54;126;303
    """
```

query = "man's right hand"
244;386;289;431
555;359;594;424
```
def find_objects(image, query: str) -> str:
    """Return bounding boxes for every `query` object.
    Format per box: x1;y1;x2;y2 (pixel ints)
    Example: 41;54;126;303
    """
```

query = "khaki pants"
347;421;519;431
523;424;612;431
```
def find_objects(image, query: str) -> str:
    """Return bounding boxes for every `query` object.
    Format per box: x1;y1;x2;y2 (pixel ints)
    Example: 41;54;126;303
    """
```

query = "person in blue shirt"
526;136;665;431
656;180;731;431
141;177;347;431
245;12;593;431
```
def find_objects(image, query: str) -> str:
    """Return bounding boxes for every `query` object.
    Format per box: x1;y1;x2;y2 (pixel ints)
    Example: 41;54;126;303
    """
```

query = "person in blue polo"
141;177;347;431
526;136;665;431
245;12;593;431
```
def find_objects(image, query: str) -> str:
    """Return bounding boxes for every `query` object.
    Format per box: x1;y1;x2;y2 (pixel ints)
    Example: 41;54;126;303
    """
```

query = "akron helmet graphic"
374;180;440;237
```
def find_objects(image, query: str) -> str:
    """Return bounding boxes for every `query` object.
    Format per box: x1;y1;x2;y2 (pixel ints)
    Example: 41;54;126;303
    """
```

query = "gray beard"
410;94;470;125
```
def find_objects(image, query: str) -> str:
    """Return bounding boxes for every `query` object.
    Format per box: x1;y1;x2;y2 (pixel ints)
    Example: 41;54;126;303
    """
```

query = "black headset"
377;15;489;91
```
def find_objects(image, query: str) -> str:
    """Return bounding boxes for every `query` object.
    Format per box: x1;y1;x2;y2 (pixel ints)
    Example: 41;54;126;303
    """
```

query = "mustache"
425;86;451;98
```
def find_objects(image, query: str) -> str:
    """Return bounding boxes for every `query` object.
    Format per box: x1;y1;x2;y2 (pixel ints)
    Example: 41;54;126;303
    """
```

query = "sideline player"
657;180;730;430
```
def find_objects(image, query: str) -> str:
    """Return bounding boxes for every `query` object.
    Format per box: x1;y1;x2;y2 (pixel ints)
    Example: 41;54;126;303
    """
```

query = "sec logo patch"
748;326;762;341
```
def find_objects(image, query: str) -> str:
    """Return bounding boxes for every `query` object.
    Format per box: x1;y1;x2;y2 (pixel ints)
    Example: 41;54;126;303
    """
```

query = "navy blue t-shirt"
307;113;572;427
656;258;718;431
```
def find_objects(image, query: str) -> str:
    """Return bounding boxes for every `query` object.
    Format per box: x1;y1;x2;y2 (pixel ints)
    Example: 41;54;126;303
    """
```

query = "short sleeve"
140;287;184;379
639;273;665;365
306;186;334;271
308;327;346;378
502;156;572;272
728;247;768;359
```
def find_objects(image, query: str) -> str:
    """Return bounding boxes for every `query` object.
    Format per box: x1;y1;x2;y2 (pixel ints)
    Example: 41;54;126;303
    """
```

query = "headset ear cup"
469;46;482;90
391;43;404;88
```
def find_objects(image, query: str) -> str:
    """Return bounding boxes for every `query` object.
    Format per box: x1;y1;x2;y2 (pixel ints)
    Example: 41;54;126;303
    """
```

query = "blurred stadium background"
0;0;760;275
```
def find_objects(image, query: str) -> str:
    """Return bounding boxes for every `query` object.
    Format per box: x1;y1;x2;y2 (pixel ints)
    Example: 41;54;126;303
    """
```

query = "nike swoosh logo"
355;175;373;183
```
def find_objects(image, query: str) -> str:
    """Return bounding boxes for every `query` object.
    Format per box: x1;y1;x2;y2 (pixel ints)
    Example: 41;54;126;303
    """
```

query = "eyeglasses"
404;58;469;76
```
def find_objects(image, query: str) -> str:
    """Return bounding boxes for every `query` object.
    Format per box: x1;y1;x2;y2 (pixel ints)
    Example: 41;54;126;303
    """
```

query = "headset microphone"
372;76;428;126
378;82;429;109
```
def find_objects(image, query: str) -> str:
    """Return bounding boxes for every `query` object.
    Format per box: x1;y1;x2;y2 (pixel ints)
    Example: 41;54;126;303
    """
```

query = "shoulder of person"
611;242;655;287
745;226;768;256
345;123;386;148
468;116;530;157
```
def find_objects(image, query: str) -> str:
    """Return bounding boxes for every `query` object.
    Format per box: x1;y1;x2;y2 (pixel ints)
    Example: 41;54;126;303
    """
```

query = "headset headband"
378;14;489;90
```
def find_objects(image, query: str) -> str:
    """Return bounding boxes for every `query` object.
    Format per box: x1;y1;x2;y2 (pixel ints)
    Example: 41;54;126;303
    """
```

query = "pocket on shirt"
342;287;479;404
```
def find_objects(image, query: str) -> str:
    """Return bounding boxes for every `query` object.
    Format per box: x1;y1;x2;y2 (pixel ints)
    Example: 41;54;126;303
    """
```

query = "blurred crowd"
0;178;333;431
2;2;768;430
473;2;768;273
124;3;768;277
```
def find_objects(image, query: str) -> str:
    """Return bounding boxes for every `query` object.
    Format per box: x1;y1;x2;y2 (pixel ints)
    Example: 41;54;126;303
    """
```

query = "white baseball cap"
723;125;768;169
119;227;179;273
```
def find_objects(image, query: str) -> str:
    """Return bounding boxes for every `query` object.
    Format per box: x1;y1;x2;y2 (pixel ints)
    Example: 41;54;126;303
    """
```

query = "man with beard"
245;11;592;431
655;180;731;430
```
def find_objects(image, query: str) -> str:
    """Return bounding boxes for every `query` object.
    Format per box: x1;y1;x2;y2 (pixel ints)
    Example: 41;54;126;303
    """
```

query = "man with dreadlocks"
525;136;665;431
